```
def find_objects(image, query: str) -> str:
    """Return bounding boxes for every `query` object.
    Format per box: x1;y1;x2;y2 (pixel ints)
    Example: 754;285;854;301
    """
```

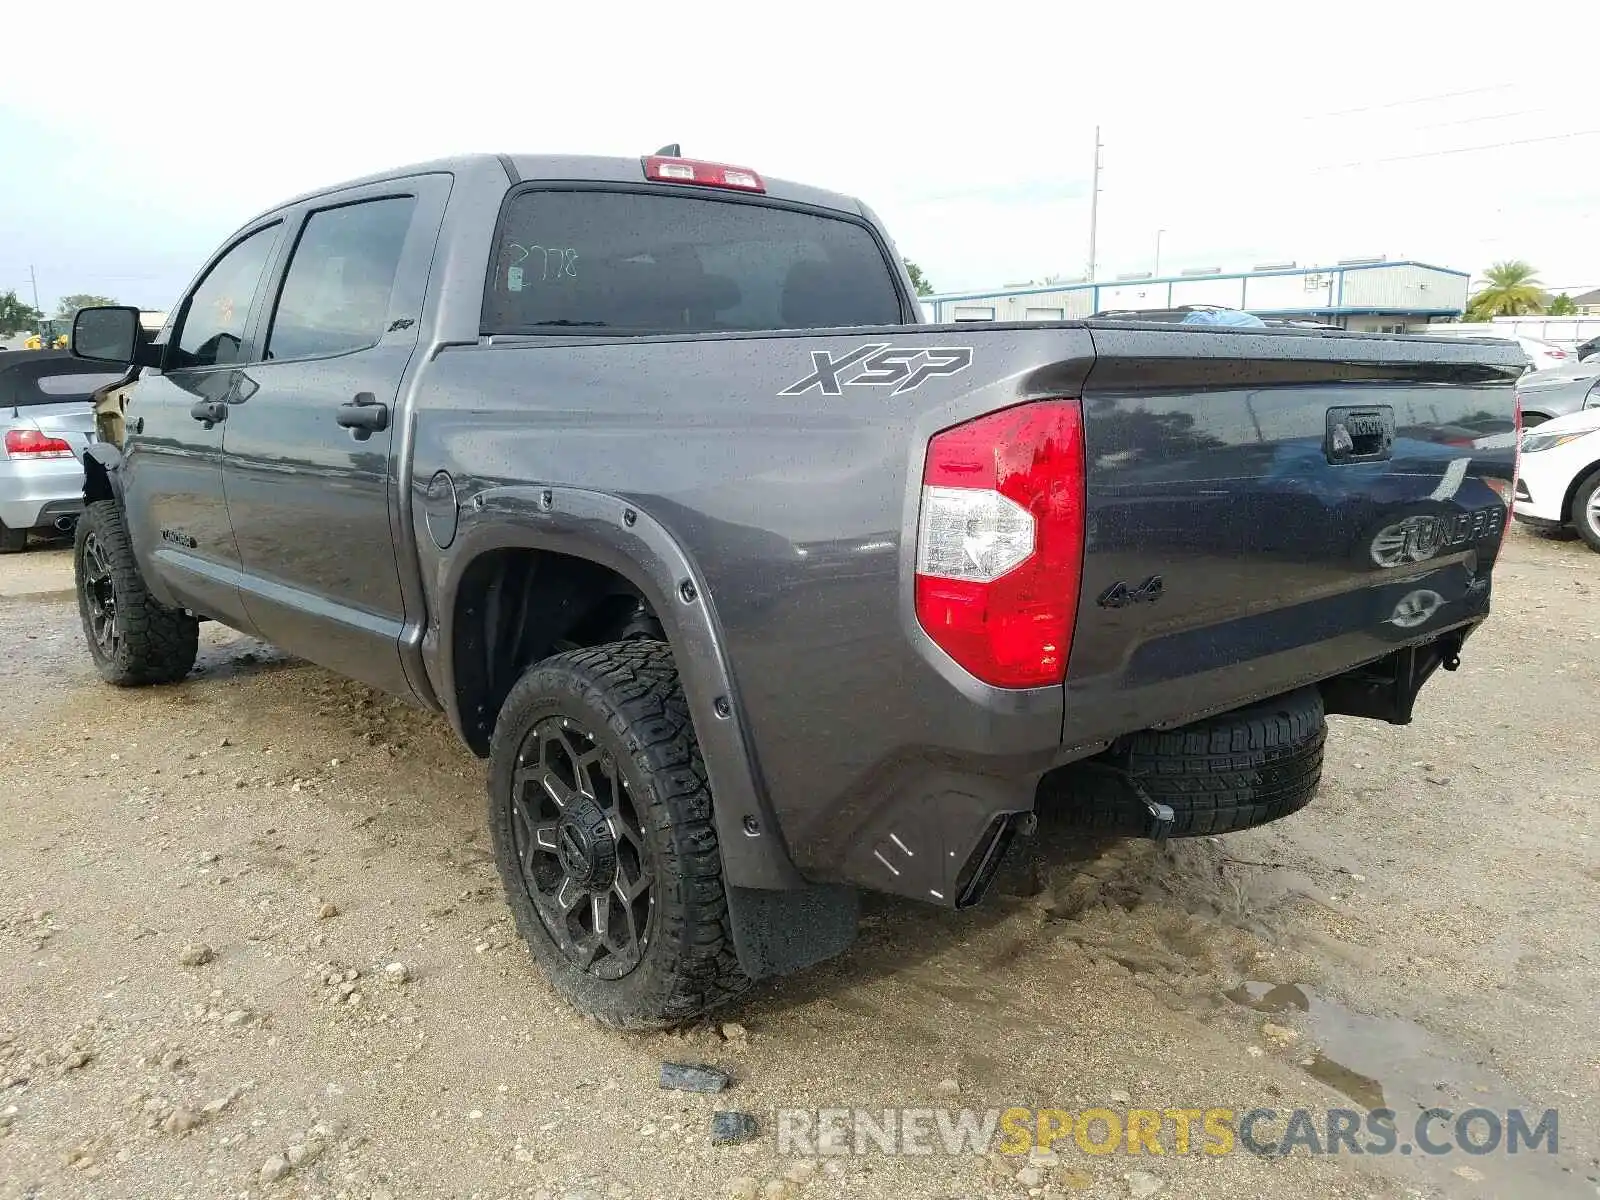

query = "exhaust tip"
53;515;77;532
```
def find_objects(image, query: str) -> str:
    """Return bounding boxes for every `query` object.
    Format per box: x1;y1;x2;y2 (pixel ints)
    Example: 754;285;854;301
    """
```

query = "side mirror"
72;306;143;365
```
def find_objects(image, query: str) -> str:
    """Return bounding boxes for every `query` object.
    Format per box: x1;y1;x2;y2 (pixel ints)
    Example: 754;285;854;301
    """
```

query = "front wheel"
74;500;199;685
488;640;750;1028
1572;471;1600;554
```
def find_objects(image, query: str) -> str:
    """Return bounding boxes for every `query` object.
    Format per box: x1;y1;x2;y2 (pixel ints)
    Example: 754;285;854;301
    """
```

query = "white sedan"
1514;406;1600;551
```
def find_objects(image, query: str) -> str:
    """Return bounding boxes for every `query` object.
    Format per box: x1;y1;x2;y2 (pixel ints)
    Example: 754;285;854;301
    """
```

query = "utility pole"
1086;126;1102;282
28;265;41;317
1154;229;1165;277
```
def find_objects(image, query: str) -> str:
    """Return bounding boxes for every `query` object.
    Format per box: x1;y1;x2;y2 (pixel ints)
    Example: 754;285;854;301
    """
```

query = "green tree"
53;293;119;324
903;258;934;297
1465;261;1546;320
0;290;44;337
1547;292;1578;316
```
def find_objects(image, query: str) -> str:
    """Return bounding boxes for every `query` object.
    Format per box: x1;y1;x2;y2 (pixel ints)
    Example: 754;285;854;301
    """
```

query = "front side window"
482;189;904;335
173;223;281;369
265;197;416;361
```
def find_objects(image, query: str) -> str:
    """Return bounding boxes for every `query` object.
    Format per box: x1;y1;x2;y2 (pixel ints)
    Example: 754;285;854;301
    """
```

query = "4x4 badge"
1098;576;1164;609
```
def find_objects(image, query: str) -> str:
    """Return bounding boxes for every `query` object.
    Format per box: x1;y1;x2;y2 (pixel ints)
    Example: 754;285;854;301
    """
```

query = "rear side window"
266;196;416;361
483;189;904;335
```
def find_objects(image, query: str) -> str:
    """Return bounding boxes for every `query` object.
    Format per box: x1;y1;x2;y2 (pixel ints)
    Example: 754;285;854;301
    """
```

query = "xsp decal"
780;345;973;397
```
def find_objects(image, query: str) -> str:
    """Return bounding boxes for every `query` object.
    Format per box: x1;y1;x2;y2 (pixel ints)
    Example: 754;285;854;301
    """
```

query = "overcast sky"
3;3;1597;313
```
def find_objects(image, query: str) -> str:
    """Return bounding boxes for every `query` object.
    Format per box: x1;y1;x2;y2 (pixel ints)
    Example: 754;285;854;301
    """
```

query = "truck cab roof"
250;153;871;226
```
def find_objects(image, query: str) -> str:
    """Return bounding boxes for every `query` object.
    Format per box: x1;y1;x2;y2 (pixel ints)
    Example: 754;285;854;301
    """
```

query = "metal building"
921;260;1470;332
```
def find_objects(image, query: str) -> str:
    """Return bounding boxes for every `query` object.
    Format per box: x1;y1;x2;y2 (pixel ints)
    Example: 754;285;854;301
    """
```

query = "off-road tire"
74;499;199;686
488;640;750;1028
1571;470;1600;554
0;521;27;553
1058;686;1327;837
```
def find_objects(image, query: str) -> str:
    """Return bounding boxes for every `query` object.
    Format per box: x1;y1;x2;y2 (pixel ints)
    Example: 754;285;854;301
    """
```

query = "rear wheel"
488;640;749;1028
1572;470;1600;554
74;500;199;685
0;521;27;554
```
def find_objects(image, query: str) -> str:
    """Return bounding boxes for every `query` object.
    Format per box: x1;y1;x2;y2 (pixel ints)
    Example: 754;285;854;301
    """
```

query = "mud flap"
725;883;859;981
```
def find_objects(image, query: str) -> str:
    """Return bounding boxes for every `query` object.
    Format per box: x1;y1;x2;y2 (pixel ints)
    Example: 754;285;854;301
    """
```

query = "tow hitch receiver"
1060;762;1177;842
1320;631;1468;726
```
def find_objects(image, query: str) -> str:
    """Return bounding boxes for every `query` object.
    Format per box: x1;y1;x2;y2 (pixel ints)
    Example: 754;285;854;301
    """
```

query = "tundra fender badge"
1098;575;1164;608
779;344;972;397
160;528;198;550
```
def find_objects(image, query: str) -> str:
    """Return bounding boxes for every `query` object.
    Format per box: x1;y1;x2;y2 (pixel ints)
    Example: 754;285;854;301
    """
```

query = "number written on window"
507;245;578;291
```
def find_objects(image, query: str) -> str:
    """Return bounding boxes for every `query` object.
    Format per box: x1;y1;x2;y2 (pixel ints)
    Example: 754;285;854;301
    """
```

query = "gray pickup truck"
69;152;1522;1027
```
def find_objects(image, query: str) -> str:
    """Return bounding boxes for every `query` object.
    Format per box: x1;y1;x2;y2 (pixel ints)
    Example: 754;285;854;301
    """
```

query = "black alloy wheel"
509;714;655;980
487;640;750;1028
80;530;120;656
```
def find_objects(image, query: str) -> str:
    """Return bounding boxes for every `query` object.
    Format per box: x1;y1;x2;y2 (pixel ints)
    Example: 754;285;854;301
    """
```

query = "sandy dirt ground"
0;527;1596;1200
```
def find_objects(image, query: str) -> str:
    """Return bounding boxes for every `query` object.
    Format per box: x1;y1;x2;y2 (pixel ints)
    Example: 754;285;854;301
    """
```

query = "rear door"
1065;325;1522;746
122;221;285;626
220;176;449;695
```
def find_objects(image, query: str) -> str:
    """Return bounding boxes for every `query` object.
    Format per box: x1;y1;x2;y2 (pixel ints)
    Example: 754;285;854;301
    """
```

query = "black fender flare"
82;442;126;507
435;483;807;895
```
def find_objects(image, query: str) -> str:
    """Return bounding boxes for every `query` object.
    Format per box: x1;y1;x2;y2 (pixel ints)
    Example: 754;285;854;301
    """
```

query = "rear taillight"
4;429;73;458
1485;395;1524;533
1508;394;1523;524
642;155;765;193
913;400;1086;689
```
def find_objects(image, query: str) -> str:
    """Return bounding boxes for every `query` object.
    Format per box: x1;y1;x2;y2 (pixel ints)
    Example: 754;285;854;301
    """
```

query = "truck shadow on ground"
734;799;1252;1028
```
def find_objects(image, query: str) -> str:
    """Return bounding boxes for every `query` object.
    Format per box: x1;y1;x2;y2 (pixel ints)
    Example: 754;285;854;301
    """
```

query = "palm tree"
1466;261;1546;320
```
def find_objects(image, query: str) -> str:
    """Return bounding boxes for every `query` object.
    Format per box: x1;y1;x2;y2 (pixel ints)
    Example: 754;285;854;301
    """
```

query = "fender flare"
435;483;807;894
82;442;126;507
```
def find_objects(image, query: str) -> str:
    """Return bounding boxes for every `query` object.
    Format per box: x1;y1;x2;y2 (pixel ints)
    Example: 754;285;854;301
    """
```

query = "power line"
1315;128;1600;171
1414;108;1543;132
1312;84;1516;119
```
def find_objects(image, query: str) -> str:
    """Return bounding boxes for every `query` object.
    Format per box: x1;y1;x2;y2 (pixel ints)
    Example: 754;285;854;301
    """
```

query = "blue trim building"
921;260;1470;332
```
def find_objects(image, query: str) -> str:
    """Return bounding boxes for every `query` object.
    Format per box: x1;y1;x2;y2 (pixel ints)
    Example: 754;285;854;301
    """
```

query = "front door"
220;179;448;695
120;221;284;626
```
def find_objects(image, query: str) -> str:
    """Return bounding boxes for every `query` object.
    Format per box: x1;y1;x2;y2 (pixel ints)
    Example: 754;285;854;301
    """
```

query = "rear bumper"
1513;512;1563;532
1512;475;1564;523
0;458;86;530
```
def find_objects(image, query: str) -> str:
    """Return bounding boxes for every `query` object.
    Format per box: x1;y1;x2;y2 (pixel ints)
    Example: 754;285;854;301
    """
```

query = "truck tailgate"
1064;325;1523;749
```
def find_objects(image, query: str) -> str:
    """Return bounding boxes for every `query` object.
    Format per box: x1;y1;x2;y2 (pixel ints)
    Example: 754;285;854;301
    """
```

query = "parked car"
1421;328;1569;373
1513;406;1600;550
67;151;1522;1028
1514;361;1600;428
0;350;127;552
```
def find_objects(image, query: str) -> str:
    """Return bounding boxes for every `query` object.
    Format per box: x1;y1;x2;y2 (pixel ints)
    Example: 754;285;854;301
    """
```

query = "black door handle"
190;399;227;427
336;392;389;440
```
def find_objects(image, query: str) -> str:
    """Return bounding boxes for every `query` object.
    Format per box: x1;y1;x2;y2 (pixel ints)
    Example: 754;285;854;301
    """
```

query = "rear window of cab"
481;189;905;336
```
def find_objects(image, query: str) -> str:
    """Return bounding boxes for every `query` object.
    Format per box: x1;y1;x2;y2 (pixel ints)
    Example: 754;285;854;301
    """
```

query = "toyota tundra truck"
68;151;1522;1027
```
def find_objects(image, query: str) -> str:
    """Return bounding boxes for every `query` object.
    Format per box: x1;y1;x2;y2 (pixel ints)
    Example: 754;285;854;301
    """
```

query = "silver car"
1515;361;1600;429
0;351;128;552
